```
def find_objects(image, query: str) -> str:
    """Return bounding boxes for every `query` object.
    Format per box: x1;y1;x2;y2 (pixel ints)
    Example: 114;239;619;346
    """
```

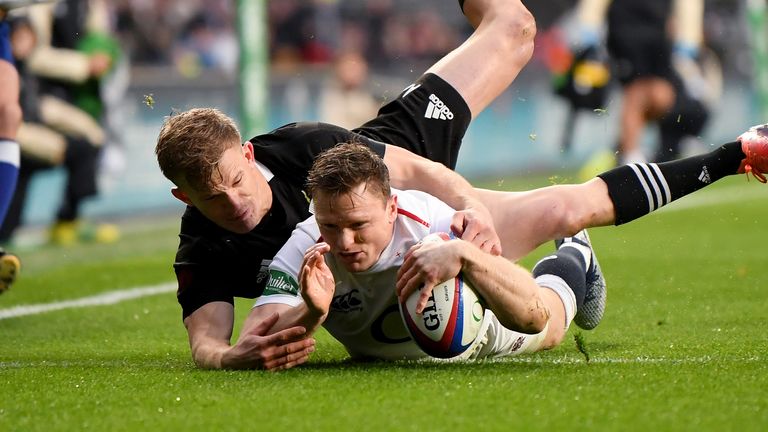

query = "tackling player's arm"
382;144;501;255
396;238;548;334
184;301;315;370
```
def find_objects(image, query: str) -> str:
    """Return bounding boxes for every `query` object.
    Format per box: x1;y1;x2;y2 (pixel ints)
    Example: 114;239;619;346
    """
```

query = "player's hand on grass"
225;312;316;371
451;204;502;256
299;242;335;318
396;239;464;313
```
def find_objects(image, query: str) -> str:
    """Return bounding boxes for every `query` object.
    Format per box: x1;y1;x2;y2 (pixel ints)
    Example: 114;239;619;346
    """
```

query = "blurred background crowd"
1;0;765;247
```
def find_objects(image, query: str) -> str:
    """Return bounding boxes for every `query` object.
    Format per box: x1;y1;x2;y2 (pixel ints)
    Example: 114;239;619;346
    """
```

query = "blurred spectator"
606;0;712;164
562;0;716;171
110;0;464;77
0;1;120;246
269;0;336;71
318;51;380;129
173;12;238;78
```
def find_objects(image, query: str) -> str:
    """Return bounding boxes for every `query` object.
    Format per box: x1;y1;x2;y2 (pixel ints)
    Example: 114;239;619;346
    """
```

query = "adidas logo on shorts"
698;165;711;183
424;94;454;120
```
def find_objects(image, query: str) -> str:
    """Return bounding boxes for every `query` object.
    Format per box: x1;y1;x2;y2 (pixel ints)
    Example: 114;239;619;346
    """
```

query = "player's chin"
224;219;258;234
337;255;373;272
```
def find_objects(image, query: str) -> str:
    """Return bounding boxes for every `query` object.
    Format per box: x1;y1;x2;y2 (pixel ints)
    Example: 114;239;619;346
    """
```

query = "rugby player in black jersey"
155;0;538;370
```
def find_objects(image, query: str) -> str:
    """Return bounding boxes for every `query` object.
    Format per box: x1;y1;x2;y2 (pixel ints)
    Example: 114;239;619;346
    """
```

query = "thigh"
475;180;615;261
476;188;563;261
353;73;470;169
427;0;535;119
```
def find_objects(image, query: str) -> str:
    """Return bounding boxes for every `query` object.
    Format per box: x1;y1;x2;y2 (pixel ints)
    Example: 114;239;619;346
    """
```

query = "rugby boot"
555;230;606;330
736;124;768;183
0;247;20;294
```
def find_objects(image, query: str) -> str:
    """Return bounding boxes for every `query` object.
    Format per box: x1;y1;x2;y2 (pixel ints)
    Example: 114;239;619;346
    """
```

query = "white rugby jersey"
255;189;459;360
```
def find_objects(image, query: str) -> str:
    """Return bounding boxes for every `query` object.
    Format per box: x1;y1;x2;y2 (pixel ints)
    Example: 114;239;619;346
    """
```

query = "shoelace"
742;145;768;183
743;163;767;183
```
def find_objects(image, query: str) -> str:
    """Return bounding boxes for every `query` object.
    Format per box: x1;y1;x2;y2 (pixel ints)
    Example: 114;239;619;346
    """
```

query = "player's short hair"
155;107;241;191
307;142;390;203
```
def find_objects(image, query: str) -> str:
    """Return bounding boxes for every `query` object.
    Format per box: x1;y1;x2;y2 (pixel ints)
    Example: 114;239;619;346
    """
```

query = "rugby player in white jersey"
249;143;599;360
246;131;768;361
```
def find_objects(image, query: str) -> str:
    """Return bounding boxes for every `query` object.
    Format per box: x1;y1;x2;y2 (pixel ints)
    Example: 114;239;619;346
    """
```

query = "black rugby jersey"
174;122;385;319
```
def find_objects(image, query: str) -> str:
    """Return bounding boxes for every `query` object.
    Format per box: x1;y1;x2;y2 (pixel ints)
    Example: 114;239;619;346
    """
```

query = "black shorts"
607;0;673;86
352;73;471;170
607;31;673;86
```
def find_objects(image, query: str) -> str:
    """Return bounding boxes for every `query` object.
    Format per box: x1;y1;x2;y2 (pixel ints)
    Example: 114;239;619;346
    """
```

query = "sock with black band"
597;141;744;225
532;247;587;309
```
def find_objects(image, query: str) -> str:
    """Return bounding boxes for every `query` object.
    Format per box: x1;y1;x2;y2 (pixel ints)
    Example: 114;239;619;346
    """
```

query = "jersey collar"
254;159;274;182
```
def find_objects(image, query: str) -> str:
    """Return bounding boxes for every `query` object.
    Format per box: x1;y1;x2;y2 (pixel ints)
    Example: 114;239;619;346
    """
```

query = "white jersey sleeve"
254;217;321;308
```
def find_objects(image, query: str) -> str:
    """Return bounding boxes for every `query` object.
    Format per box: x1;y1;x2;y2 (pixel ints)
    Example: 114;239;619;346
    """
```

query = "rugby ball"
399;232;486;358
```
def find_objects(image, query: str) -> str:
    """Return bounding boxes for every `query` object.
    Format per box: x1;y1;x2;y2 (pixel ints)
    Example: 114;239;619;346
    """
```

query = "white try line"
0;282;176;320
0;354;761;369
485;355;763;365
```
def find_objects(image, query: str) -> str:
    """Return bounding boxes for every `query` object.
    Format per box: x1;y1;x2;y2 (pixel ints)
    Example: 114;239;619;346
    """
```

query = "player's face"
314;183;397;272
175;142;272;233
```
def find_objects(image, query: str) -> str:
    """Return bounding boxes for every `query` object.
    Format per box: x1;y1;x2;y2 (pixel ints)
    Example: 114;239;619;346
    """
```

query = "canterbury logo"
331;289;362;312
424;94;454;120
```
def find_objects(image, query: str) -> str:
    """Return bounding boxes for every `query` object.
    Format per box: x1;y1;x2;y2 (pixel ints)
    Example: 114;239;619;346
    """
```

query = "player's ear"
387;194;398;224
242;141;255;162
171;187;194;206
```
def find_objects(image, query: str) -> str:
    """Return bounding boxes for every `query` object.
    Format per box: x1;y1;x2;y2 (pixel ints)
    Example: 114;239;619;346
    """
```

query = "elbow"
546;190;596;239
525;312;549;335
190;343;218;369
495;296;549;335
498;314;547;335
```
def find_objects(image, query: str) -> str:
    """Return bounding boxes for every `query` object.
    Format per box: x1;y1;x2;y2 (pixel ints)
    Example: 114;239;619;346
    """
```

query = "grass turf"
0;175;766;431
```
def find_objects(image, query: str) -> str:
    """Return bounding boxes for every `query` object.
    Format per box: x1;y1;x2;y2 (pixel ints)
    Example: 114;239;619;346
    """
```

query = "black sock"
532;247;587;309
597;141;745;225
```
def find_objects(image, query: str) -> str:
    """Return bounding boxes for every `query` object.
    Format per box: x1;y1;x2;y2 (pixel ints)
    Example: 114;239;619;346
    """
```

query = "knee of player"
494;2;537;48
547;196;586;238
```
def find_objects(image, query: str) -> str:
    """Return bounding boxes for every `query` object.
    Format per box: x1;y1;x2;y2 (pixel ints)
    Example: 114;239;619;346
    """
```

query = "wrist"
673;42;699;60
303;303;328;326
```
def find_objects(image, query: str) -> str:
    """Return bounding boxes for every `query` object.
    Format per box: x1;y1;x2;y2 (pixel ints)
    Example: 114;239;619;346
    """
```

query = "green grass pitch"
1;175;766;431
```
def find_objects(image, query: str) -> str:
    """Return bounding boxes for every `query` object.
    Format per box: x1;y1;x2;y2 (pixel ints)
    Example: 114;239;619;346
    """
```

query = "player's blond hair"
155;107;242;191
307;142;390;203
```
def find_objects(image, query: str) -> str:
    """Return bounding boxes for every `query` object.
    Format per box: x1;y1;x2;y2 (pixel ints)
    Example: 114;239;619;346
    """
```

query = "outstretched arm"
184;301;315;370
383;144;501;255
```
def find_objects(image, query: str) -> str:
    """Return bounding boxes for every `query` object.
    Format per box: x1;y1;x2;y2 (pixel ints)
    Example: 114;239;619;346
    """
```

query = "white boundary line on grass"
0;184;763;321
0;283;176;320
486;355;763;365
0;355;762;368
